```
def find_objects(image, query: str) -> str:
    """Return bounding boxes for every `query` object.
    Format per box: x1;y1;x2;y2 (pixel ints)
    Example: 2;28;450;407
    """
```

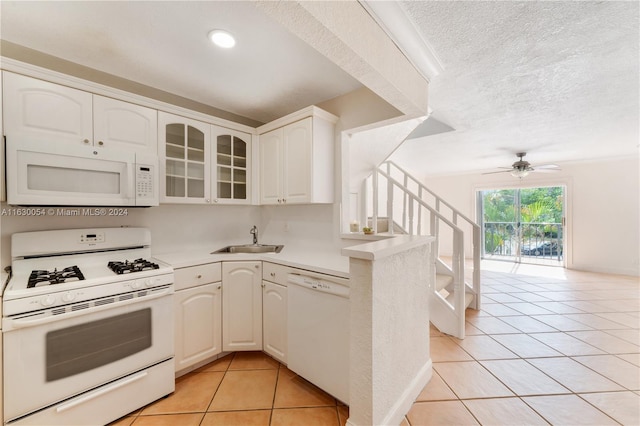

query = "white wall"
0;202;341;267
422;157;640;277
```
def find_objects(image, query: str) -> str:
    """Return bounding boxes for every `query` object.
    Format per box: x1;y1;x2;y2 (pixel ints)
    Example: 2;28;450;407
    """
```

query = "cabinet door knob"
217;284;221;290
83;139;90;144
283;199;287;203
270;272;276;277
197;274;202;279
98;140;104;146
277;199;281;203
254;264;260;269
261;283;266;288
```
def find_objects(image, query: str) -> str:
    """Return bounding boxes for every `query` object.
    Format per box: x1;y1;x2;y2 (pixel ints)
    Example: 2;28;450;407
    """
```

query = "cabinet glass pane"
217;166;232;182
235;169;246;183
233;157;246;168
233;137;246;157
217;154;232;166
166;124;184;146
187;163;205;179
166;159;185;177
166;143;184;159
166;176;185;197
187;147;205;162
217;135;232;155
187;126;205;151
234;183;246;200
218;182;232;199
187;179;204;198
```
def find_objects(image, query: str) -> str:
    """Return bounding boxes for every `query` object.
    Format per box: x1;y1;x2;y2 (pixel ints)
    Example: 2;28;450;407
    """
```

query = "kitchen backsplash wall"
0;203;338;267
260;203;337;250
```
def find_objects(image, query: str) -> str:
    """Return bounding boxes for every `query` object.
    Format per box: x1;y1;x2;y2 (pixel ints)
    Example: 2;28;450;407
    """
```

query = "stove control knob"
143;279;152;287
61;292;77;303
131;280;142;289
41;295;56;307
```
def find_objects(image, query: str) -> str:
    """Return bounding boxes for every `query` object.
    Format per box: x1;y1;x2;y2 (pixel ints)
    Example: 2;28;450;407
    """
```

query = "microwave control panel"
136;165;155;200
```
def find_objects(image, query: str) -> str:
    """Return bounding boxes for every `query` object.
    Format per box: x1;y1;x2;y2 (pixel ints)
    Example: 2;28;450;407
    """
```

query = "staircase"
360;161;481;339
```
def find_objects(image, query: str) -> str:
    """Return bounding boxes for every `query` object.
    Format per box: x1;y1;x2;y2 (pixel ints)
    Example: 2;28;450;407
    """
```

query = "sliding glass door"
479;186;564;265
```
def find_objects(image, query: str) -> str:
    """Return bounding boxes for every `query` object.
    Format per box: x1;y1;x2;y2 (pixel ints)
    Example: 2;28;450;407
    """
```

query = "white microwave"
6;139;159;206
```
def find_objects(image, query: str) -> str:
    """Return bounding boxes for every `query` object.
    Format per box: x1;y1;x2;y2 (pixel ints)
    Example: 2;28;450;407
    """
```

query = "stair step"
445;292;475;309
436;274;453;292
367;217;406;234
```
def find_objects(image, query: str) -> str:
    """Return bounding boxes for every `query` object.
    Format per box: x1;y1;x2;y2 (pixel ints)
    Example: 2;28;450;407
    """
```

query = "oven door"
3;286;173;422
6;138;136;206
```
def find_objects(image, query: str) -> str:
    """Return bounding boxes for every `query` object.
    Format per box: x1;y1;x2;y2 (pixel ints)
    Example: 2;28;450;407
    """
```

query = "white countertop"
154;244;350;278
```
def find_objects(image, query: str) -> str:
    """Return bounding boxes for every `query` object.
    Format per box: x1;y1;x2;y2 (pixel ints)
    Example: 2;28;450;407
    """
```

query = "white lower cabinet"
174;283;222;372
222;261;263;352
262;281;288;364
173;263;222;374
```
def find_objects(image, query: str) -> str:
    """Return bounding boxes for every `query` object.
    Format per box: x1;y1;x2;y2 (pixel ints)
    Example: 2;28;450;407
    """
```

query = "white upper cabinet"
3;72;156;154
258;107;337;205
158;111;211;204
93;95;157;154
3;72;92;146
283;117;313;204
259;127;283;204
212;126;252;204
0;73;4;202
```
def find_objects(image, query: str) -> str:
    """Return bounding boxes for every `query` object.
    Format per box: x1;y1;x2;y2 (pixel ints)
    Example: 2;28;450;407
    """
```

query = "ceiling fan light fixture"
510;168;530;178
208;30;236;48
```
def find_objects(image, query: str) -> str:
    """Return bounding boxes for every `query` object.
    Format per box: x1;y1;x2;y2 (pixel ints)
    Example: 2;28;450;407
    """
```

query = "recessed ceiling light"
208;30;236;49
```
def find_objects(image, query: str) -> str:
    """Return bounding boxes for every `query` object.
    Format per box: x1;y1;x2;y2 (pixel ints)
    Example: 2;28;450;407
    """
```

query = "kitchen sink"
212;244;284;254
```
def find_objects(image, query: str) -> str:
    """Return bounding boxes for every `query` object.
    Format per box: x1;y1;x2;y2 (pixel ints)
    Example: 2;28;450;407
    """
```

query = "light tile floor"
112;263;639;425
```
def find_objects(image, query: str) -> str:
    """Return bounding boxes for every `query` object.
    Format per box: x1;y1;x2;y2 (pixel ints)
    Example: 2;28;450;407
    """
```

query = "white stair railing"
362;162;482;339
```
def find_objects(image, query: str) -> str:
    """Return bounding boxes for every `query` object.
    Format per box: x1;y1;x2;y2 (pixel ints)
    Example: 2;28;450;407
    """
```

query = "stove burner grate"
108;258;159;275
28;266;85;288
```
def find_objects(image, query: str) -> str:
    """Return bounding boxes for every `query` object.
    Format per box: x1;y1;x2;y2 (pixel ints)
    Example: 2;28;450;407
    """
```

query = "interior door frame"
474;179;570;268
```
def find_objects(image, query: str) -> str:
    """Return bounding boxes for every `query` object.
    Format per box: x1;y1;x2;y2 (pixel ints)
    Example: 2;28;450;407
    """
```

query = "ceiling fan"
483;152;561;178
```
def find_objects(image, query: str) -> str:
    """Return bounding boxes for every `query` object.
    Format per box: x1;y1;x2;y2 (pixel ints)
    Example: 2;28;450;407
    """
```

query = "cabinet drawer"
174;263;222;291
262;262;290;286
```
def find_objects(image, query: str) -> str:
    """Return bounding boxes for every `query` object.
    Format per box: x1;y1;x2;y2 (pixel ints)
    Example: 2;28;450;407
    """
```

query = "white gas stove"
2;227;175;426
5;228;173;317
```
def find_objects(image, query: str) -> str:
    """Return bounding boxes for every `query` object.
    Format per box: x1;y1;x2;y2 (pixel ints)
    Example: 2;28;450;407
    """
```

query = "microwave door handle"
128;162;135;203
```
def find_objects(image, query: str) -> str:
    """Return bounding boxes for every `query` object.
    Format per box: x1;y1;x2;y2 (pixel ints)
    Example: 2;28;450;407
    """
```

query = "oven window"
46;309;152;382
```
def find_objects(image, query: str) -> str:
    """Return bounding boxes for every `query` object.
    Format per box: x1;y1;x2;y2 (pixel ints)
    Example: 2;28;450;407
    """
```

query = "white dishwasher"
287;272;350;404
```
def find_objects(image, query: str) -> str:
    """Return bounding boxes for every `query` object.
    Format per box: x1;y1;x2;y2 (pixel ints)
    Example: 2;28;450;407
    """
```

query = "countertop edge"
340;235;435;261
154;248;350;279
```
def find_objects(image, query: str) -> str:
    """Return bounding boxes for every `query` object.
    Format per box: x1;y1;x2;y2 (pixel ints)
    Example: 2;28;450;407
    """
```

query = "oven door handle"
56;370;149;413
3;286;173;331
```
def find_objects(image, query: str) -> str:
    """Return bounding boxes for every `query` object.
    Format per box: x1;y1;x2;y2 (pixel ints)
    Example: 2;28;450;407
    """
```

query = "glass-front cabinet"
212;127;251;204
158;112;252;204
158;112;211;204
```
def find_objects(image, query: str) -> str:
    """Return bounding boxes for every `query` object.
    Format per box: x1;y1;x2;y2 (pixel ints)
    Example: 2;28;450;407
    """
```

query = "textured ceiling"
0;1;362;124
1;1;637;177
391;1;639;176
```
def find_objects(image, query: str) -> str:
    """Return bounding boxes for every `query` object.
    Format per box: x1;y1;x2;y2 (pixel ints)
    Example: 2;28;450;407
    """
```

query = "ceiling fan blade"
532;164;560;169
481;170;512;175
532;167;562;173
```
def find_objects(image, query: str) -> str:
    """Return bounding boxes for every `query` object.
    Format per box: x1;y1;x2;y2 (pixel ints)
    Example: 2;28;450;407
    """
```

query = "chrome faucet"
250;225;258;245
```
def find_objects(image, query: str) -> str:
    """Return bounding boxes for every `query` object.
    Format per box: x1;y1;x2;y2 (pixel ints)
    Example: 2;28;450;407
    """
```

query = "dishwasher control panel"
288;273;350;298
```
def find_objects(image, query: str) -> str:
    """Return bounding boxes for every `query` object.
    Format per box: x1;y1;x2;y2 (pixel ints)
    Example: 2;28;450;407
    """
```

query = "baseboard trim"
346;358;433;426
380;358;433;426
